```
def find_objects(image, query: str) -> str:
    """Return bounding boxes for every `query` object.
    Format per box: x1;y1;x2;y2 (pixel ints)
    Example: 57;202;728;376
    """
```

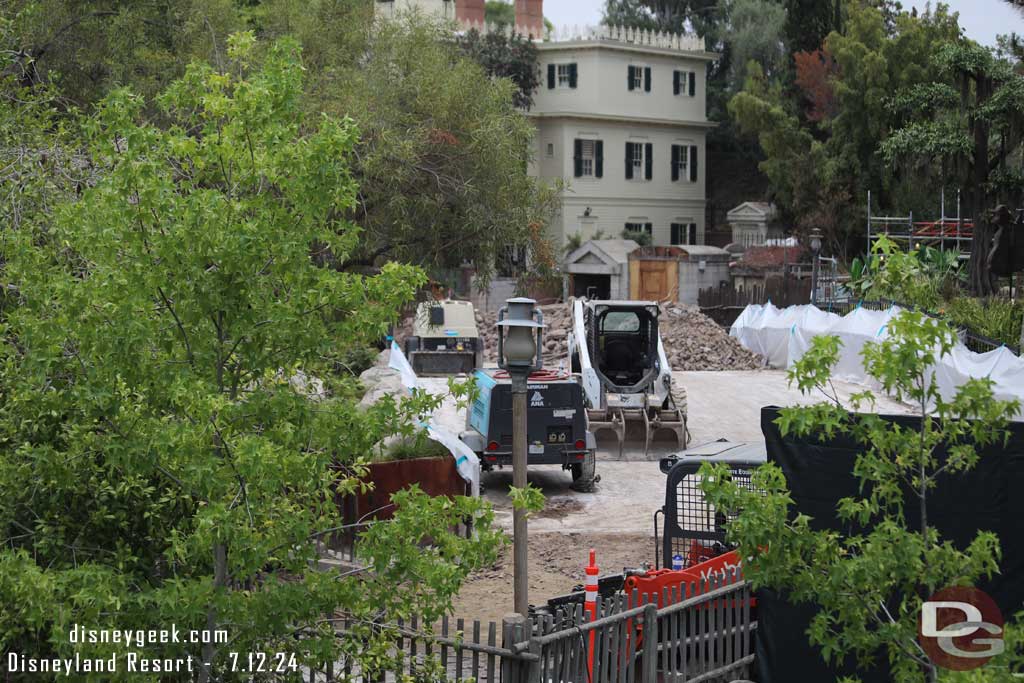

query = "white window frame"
557;64;572;88
630;66;644;91
579;140;595;177
630;143;644;180
674;144;689;182
675;70;694;97
545;142;554;157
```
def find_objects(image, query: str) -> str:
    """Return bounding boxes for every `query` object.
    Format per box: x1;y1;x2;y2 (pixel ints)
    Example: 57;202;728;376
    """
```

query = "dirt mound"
472;302;763;372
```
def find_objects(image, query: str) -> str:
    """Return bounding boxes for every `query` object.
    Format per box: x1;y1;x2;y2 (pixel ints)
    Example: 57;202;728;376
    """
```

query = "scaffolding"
866;190;974;258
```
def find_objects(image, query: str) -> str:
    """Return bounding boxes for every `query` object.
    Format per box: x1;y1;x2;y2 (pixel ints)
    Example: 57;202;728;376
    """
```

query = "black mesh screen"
661;461;763;569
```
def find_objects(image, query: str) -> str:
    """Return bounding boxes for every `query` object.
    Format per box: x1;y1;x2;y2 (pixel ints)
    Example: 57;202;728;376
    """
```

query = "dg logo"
919;586;1005;671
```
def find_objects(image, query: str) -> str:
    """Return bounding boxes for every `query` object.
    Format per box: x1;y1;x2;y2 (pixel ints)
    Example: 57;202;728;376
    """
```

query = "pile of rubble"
473;303;763;372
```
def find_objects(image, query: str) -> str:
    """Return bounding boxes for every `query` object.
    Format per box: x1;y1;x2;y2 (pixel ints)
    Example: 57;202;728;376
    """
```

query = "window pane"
602;312;640;332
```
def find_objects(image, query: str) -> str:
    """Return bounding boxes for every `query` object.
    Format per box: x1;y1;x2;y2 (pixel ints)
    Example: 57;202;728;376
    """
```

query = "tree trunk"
968;74;995;295
199;542;228;683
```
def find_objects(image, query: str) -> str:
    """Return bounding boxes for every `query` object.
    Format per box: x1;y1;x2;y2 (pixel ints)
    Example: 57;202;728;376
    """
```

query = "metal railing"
306;572;756;683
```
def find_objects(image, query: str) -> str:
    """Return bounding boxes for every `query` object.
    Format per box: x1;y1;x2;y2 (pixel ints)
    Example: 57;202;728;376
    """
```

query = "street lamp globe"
497;297;543;371
810;229;823;254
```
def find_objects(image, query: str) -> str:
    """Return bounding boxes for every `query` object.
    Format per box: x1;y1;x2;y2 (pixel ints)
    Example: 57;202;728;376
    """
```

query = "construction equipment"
567;298;689;456
458;368;599;492
534;439;764;616
404;300;481;376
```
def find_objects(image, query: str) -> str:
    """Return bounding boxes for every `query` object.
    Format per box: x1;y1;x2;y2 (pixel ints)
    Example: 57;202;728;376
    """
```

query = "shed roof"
628;245;730;260
565;239;638;268
727;202;777;221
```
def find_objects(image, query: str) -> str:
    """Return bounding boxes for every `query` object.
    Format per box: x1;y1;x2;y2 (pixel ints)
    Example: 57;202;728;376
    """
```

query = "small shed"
564;239;638;300
727;202;782;248
628;245;731;305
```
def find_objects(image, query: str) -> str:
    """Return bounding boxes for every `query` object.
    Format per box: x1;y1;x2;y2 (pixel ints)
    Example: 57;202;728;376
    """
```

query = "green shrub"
380;434;452;462
945;297;1024;348
622;229;652;246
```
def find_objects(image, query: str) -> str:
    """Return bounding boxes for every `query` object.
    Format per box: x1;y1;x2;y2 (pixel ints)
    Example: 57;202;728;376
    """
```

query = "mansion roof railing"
457;21;707;53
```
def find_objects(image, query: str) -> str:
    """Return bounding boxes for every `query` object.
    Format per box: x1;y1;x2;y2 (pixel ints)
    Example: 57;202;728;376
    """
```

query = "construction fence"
305;571;756;683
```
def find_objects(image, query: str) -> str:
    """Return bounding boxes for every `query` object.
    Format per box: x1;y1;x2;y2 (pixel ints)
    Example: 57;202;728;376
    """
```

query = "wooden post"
640;603;658;683
511;379;529;616
502;613;527;683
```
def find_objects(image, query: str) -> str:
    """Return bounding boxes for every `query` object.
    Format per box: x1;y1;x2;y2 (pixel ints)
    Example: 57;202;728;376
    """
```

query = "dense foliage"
0;34;503;680
850;236;1024;349
701;311;1021;681
4;0;556;285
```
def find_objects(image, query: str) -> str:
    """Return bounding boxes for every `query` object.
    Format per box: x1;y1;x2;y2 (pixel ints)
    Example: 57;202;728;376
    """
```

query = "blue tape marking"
455;456;468;466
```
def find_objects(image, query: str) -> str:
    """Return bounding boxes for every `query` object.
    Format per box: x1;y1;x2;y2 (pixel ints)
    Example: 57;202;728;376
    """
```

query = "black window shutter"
644;143;653;180
547;64;555;89
573;139;583;178
645;223;653;235
644;67;652;92
689;71;696;96
569;63;578;88
689;223;697;244
627;66;635;91
670;223;680;244
671;145;680;182
689;146;698;182
673;71;680;95
595;140;604;178
625;142;633;179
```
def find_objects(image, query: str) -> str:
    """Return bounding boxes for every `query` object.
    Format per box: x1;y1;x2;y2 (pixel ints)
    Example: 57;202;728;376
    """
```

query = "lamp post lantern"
496;297;544;617
810;229;823;305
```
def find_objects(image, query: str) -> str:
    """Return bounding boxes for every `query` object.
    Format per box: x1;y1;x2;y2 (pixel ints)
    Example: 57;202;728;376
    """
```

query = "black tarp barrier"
755;406;1024;683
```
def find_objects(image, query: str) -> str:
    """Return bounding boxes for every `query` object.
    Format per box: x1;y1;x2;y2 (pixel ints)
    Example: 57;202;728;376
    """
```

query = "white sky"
542;0;1024;47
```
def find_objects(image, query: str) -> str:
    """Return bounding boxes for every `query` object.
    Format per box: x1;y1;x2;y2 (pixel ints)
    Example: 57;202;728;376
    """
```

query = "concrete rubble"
472;302;763;372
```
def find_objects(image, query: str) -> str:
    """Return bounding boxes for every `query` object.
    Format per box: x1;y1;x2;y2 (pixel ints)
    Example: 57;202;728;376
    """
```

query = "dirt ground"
446;369;915;623
451;531;656;623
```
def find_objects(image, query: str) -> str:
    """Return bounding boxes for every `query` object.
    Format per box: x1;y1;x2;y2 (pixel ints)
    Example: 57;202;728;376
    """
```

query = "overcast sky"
543;0;1024;47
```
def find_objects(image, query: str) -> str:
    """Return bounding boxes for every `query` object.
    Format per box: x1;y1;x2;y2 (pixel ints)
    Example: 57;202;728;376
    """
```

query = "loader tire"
570;452;597;492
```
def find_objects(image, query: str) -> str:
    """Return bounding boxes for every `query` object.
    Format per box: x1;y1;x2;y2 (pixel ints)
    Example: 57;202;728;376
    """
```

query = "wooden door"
631;259;677;301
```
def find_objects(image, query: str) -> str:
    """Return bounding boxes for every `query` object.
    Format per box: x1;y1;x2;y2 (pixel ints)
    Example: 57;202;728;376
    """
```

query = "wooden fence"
699;278;811;327
305;570;755;683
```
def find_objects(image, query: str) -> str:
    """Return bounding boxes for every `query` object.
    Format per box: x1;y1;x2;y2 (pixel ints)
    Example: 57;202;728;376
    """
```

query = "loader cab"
590;302;660;392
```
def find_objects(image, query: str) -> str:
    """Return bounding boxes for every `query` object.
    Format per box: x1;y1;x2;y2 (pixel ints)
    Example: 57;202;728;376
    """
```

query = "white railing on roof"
456;20;706;52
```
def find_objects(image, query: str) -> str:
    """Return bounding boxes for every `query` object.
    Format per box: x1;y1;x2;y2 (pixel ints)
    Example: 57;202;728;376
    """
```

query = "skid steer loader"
567;298;689;457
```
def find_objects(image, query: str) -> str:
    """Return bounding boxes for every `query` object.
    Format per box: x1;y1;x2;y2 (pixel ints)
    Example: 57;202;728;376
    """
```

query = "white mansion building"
528;25;717;250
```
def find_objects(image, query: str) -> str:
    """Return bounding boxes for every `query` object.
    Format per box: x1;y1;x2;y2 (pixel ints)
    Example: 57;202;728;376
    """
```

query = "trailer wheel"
570;452;597;492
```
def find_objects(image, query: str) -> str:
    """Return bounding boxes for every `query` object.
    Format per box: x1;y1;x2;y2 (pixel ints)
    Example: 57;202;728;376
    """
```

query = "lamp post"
810;229;823;305
496;297;544;617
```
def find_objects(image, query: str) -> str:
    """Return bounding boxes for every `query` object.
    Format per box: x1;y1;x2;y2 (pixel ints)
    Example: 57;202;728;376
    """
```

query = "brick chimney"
457;0;485;26
515;0;544;37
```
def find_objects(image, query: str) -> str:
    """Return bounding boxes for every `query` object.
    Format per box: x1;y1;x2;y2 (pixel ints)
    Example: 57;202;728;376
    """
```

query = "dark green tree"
882;42;1024;295
784;0;841;53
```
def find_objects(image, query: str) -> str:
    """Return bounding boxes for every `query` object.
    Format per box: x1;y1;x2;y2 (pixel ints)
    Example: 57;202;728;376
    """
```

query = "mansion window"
673;70;697;96
627;65;652;92
625;142;653;180
573;139;604;178
625;221;653;236
547;63;578;89
671;145;699;182
671;222;698;245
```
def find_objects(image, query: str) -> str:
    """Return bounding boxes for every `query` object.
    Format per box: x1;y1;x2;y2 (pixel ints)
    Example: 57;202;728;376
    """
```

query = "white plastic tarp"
930;344;1024;420
730;303;1024;421
389;341;481;496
